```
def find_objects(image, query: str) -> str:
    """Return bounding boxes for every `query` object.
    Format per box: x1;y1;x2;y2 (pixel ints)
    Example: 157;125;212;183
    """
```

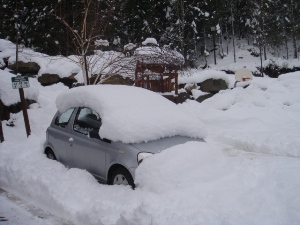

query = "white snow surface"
55;85;206;143
0;39;81;79
1;38;300;225
179;69;231;86
1;71;299;225
142;38;158;46
95;39;109;47
134;46;185;65
0;190;68;225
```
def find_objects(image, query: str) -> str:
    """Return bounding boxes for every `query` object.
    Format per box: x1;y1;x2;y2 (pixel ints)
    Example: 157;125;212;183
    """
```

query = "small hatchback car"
44;85;205;188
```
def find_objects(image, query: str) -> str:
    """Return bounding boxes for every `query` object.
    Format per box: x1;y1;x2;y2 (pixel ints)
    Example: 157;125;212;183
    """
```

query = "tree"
115;0;169;44
287;0;299;59
0;0;66;55
162;0;208;66
54;0;124;85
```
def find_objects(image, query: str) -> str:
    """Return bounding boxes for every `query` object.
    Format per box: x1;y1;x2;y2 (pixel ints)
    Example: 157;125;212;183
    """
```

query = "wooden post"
174;74;178;95
15;23;31;138
19;88;31;137
161;75;164;93
147;76;149;90
213;31;216;65
134;61;139;86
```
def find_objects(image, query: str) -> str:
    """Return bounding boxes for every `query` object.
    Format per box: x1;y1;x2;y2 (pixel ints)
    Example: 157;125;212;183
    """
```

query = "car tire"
110;167;135;189
45;149;56;160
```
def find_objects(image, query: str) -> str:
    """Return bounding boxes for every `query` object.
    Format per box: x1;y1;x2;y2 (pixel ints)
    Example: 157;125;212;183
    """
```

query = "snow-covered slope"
1;69;300;225
0;38;300;225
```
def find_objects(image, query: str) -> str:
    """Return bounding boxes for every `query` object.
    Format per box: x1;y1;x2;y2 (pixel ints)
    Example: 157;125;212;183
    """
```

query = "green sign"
11;76;30;89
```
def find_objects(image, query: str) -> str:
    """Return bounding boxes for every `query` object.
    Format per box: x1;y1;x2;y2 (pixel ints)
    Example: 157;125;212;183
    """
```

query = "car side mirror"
89;130;100;139
89;130;111;143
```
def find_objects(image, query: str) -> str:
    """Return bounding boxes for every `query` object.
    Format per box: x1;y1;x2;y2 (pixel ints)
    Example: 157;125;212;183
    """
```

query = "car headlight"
137;152;153;164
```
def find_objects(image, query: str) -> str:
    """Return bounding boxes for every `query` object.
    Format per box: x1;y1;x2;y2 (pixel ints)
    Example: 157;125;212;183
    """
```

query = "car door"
66;107;108;181
47;108;75;166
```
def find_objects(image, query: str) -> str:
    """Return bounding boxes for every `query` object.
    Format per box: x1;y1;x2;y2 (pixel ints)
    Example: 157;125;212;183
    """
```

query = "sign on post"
234;68;253;88
235;68;253;82
11;76;31;137
11;76;30;89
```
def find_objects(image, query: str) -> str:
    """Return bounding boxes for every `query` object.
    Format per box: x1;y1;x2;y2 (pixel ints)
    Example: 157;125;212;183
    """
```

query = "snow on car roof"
56;85;206;143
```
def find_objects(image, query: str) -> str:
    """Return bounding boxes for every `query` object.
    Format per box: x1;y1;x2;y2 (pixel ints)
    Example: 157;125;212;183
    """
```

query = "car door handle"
68;138;74;146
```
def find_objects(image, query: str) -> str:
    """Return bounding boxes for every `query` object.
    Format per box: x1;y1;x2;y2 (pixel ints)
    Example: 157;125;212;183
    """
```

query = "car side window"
73;107;102;136
54;108;75;128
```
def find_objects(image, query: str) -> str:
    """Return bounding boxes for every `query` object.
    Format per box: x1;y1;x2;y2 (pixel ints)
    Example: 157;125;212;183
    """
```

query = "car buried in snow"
44;85;206;188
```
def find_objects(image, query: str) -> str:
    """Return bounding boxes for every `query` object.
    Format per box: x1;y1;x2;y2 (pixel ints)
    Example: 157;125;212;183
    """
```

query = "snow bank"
0;39;80;79
278;71;300;81
263;58;300;69
205;40;300;74
0;133;138;225
128;141;300;225
55;85;206;143
179;69;233;86
135;142;229;193
0;40;16;68
1;134;299;225
34;55;80;78
0;39;15;51
182;74;300;157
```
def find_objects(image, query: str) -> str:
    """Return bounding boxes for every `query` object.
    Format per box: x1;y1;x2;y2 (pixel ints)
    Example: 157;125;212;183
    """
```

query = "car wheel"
110;167;135;189
45;149;56;160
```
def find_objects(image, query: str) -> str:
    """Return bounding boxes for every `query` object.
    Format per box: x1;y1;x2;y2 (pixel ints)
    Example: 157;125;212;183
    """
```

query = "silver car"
44;88;203;188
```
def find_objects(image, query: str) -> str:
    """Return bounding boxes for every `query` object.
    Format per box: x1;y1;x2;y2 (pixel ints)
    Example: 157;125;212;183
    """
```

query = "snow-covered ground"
1;39;300;225
0;189;69;225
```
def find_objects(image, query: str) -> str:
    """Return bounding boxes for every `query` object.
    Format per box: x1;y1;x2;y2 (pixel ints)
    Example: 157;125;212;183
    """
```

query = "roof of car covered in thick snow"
56;85;206;143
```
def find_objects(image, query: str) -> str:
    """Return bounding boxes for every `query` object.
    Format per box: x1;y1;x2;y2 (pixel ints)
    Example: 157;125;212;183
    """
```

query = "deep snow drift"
1;70;300;225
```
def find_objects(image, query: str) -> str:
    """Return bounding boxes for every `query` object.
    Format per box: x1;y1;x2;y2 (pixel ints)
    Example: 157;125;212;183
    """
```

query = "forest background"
1;0;299;68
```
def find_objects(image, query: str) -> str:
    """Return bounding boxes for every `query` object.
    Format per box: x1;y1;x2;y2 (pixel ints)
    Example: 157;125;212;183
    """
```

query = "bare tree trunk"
193;32;199;64
219;21;224;58
225;23;229;55
204;30;207;63
230;0;236;62
258;0;267;60
260;45;263;77
264;45;267;60
290;0;298;59
248;35;250;45
176;0;185;58
285;36;289;59
262;22;267;60
81;52;89;85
